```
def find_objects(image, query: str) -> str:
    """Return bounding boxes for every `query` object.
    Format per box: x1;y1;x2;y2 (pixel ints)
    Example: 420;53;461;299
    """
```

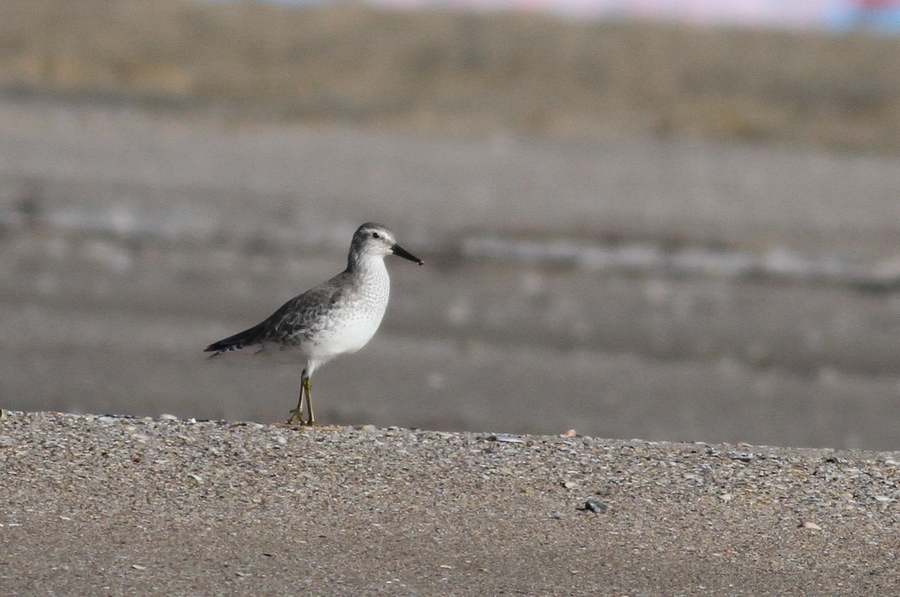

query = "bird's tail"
204;323;265;357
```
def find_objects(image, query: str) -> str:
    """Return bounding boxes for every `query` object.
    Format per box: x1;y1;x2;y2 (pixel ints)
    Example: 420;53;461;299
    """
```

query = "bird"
204;222;423;426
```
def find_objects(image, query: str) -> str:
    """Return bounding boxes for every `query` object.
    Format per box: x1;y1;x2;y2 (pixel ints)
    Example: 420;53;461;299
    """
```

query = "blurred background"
2;0;900;450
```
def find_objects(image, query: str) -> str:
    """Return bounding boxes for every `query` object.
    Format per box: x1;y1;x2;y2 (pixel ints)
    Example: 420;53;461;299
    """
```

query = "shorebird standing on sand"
205;222;423;426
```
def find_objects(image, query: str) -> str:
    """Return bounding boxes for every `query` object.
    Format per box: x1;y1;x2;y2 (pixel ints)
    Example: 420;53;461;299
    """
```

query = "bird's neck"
347;252;389;280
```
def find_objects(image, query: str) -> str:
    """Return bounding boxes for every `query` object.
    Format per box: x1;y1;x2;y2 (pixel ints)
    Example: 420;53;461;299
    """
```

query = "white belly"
258;306;385;365
312;315;382;359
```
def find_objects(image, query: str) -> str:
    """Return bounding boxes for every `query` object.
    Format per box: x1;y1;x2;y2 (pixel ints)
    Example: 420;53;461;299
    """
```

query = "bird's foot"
286;409;308;426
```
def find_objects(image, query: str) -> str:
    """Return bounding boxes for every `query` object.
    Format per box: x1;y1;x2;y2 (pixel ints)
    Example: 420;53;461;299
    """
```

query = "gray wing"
256;275;350;345
205;272;352;355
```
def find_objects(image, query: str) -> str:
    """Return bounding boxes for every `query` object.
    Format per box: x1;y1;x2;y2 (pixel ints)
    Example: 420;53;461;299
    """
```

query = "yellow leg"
303;377;316;426
287;375;317;426
287;376;308;425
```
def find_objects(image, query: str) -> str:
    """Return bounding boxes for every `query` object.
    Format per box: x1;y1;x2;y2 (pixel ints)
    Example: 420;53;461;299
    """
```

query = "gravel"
1;410;897;595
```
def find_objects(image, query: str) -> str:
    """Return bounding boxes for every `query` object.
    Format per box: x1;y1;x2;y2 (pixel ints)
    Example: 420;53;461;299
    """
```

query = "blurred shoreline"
2;95;900;450
2;2;900;450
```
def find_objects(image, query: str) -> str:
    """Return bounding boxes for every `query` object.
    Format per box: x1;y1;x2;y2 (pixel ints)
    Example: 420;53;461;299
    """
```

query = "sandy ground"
1;410;898;596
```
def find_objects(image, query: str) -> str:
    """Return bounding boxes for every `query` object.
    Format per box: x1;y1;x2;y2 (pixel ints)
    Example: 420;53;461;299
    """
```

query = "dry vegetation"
2;0;900;151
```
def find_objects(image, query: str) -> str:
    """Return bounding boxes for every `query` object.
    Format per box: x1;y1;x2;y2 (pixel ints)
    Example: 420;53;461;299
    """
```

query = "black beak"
392;243;424;265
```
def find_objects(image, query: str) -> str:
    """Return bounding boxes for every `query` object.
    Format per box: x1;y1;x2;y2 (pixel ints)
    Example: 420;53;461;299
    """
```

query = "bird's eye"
372;232;380;239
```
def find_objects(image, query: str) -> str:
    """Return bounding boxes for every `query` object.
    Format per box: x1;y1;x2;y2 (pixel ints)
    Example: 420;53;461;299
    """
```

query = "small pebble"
486;435;524;444
581;499;608;514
